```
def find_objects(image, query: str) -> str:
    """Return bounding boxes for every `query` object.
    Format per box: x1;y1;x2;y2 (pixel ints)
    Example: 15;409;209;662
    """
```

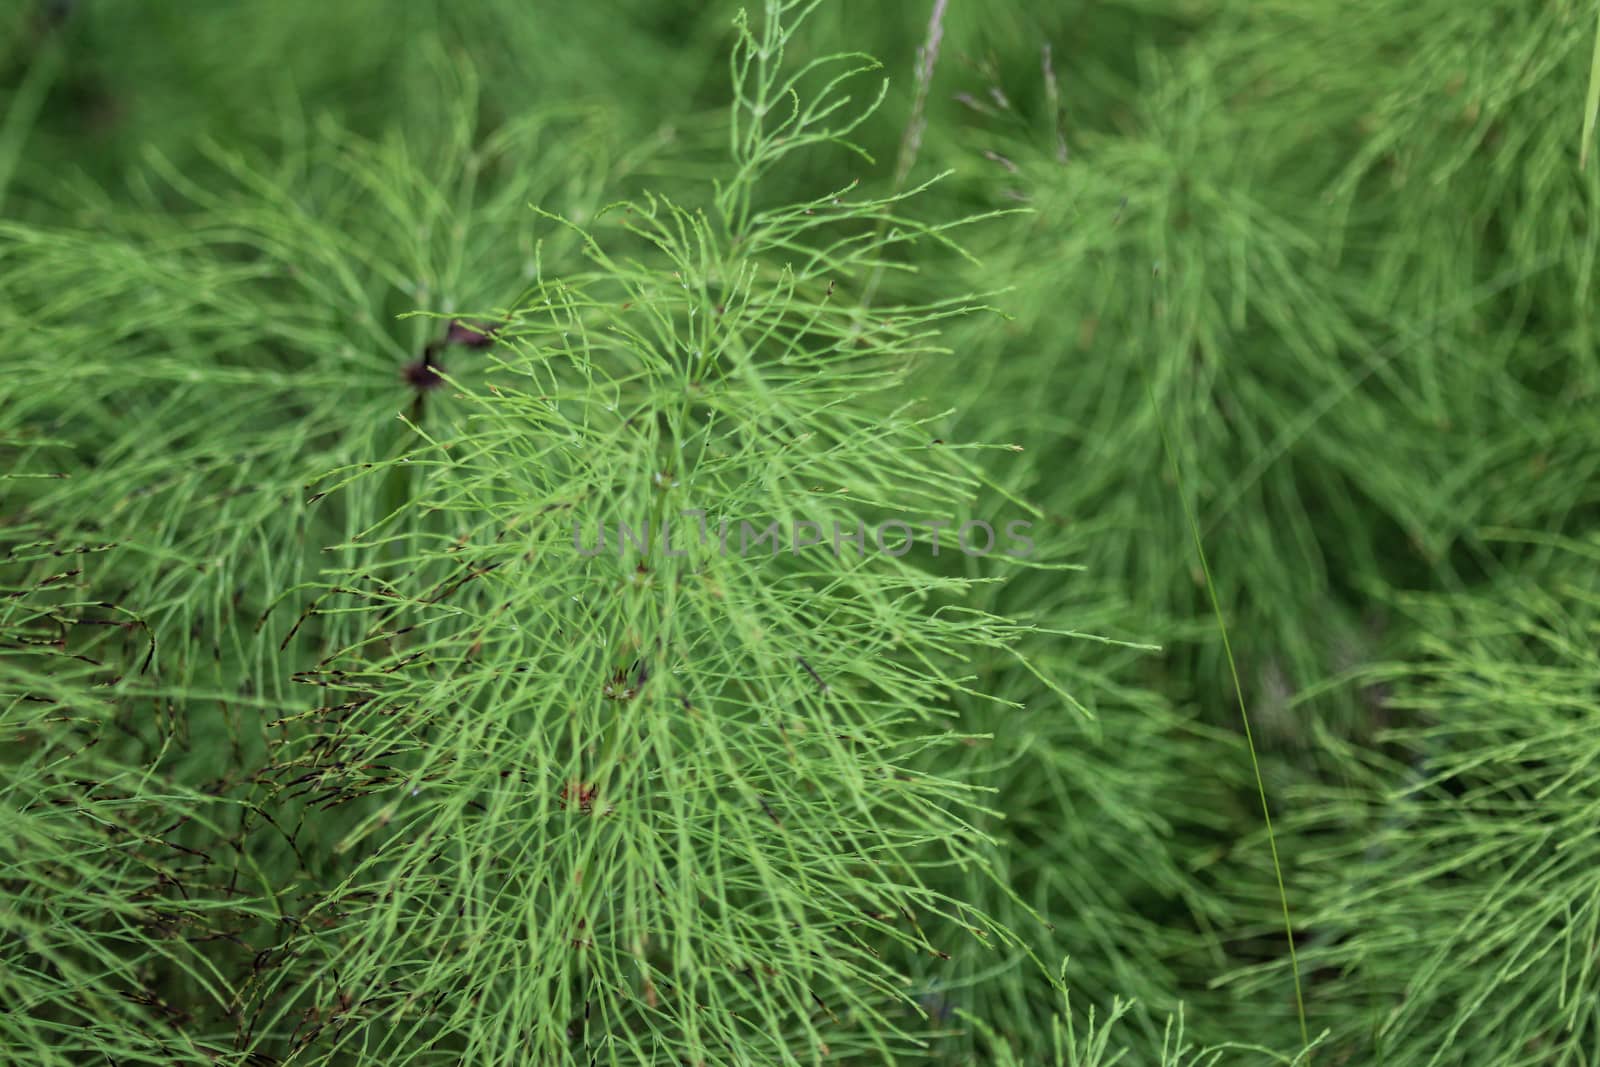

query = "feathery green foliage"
4;0;1599;1064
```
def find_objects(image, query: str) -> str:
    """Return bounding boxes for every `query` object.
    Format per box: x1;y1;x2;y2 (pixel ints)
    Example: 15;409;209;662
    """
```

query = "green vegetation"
3;1;1597;1063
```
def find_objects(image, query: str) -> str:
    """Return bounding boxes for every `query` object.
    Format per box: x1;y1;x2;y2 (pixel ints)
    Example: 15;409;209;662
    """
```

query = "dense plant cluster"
3;1;1597;1064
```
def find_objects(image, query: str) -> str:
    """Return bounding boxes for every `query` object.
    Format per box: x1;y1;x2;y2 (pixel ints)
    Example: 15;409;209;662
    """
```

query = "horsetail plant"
7;0;1600;1064
4;4;1084;1064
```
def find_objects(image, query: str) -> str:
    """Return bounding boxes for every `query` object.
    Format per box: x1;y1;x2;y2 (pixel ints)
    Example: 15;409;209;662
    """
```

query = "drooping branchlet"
444;319;501;348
